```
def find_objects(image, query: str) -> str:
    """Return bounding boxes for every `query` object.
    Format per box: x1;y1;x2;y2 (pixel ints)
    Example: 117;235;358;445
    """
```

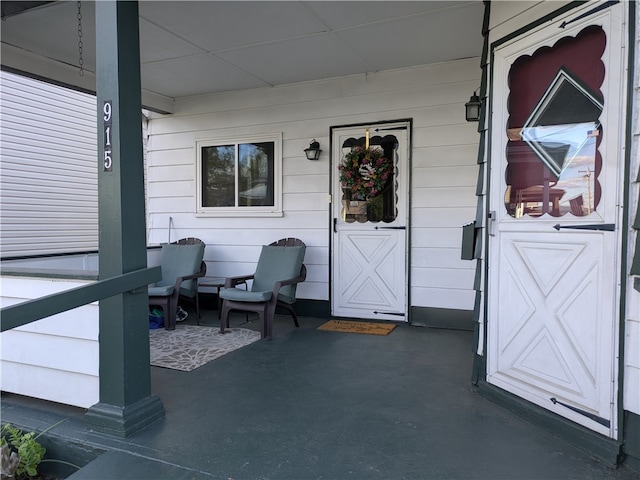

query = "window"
504;26;605;218
196;134;282;216
338;135;398;224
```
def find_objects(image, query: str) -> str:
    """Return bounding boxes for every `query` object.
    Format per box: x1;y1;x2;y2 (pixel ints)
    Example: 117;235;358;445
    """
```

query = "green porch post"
85;0;164;437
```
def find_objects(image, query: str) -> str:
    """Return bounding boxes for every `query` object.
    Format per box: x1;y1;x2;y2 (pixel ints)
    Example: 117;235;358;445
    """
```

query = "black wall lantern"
465;91;481;122
304;139;321;160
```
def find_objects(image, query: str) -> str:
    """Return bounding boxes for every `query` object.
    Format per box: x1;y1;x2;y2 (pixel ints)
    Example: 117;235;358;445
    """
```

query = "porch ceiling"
0;1;484;113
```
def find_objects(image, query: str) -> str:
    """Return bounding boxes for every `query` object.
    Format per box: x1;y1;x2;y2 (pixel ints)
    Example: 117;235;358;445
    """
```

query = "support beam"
2;41;176;113
85;1;164;437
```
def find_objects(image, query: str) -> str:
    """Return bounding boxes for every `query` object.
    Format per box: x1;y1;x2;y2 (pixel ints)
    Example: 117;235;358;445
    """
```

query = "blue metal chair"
219;238;306;339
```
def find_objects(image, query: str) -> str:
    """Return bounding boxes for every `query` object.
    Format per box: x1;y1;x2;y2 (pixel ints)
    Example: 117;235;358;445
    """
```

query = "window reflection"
201;141;275;208
505;61;603;218
506;122;598;217
239;142;274;207
202;145;235;207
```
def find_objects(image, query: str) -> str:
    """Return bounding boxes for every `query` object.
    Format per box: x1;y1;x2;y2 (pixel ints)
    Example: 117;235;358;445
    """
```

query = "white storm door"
487;5;626;438
331;122;409;322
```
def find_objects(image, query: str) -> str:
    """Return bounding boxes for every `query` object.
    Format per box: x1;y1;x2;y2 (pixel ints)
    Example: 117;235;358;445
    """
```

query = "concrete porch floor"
1;308;638;480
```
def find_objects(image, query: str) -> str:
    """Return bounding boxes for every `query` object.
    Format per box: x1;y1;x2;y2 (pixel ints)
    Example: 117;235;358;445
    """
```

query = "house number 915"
103;101;113;171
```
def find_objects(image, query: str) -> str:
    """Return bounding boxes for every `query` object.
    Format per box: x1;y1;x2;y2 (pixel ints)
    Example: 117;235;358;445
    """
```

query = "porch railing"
0;267;160;332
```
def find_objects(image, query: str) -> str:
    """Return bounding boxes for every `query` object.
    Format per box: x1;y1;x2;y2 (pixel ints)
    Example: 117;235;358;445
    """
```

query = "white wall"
146;59;481;312
0;276;99;409
0;71;98;257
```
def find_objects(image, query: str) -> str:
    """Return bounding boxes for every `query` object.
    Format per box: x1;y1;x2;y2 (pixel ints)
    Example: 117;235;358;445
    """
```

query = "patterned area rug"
317;320;396;336
149;325;261;371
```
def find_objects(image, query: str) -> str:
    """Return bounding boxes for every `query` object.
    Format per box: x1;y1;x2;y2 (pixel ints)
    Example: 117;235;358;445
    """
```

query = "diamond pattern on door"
514;241;585;295
348;277;389;307
352;236;388;263
500;259;535;351
515;328;575;387
555;259;600;383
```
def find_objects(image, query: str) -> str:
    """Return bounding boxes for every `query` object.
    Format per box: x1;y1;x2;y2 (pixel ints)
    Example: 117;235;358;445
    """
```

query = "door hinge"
328;194;332;204
550;398;610;427
559;1;618;29
553;223;615;231
373;311;405;317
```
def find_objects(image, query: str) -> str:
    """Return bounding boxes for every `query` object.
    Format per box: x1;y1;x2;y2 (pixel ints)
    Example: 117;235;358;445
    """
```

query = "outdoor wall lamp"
304;139;322;160
465;90;481;122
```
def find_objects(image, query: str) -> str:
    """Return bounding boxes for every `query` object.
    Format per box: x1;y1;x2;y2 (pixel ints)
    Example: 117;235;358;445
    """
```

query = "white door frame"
330;120;411;322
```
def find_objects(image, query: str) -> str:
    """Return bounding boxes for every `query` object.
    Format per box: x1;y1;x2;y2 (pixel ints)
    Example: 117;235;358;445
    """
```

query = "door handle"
488;210;496;236
375;226;406;230
553;223;615;231
333;218;337;233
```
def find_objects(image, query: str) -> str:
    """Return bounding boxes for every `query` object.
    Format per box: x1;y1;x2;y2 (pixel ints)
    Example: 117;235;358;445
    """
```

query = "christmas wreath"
338;146;393;200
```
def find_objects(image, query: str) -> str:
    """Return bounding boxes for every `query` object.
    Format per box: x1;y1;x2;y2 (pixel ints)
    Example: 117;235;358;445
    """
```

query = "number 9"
103;102;112;122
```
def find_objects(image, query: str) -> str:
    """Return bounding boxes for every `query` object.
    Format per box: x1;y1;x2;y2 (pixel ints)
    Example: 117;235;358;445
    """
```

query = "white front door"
331;122;409;321
487;5;626;437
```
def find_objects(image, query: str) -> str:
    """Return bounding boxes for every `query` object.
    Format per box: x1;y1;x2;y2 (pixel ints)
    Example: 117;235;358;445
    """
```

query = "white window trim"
195;133;283;217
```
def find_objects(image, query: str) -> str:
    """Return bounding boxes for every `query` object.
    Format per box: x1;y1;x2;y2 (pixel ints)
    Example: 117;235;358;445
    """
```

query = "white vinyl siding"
146;58;480;310
0;275;99;408
0;71;98;257
624;5;640;416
